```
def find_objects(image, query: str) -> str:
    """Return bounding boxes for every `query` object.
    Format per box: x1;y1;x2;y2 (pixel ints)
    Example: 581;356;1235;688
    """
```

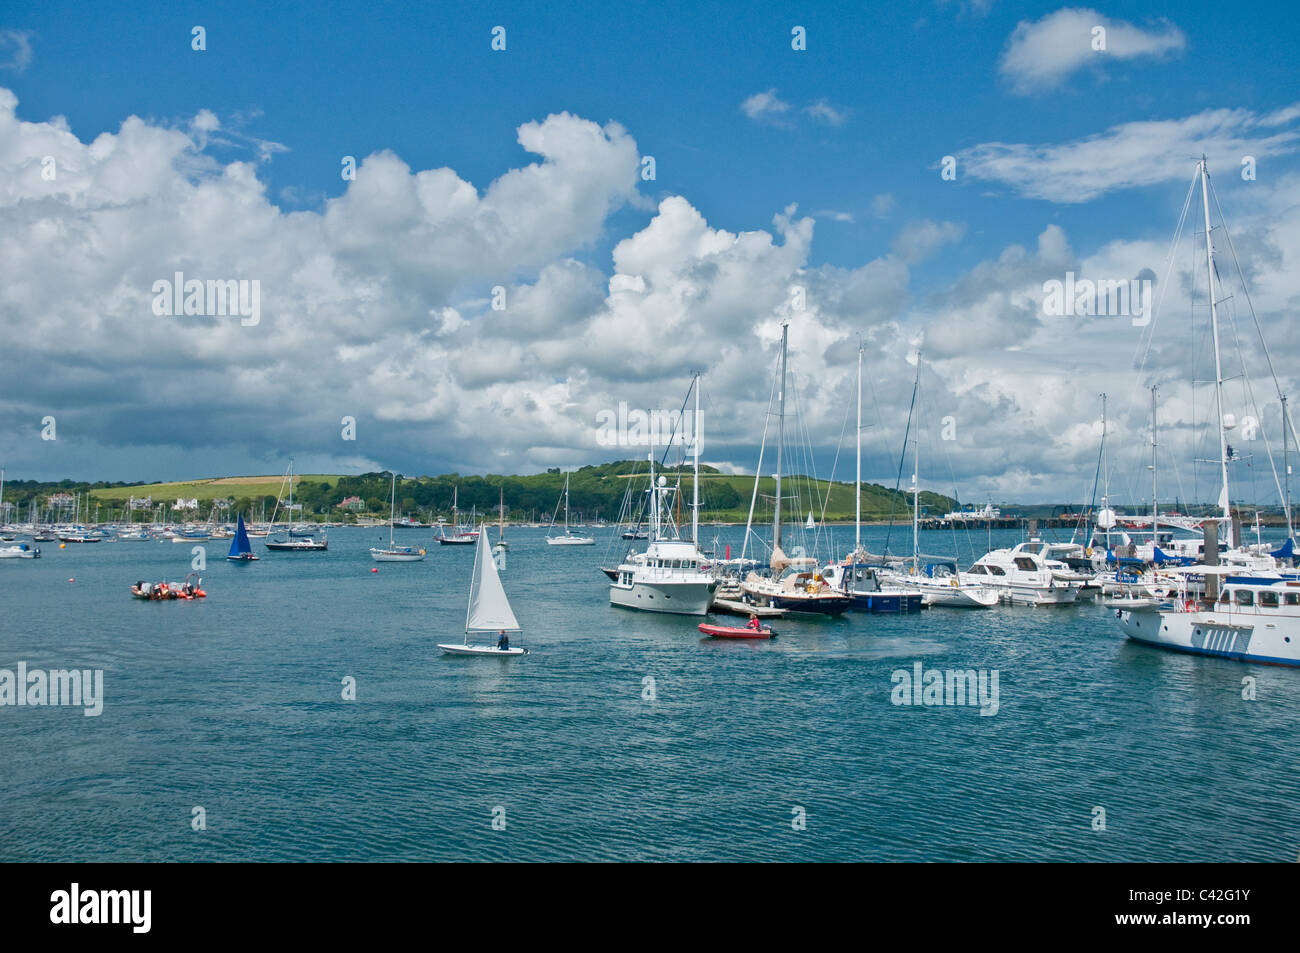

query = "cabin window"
1235;589;1254;607
1219;591;1231;605
1259;591;1279;608
967;565;986;575
988;565;1006;576
1286;593;1300;606
1013;558;1036;571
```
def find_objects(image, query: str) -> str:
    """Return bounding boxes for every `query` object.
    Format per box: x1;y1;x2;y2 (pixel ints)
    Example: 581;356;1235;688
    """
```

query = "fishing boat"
265;461;328;551
699;621;776;639
226;514;259;561
437;526;528;656
0;540;40;559
609;378;719;615
371;474;426;561
436;486;478;545
546;473;594;545
739;323;851;616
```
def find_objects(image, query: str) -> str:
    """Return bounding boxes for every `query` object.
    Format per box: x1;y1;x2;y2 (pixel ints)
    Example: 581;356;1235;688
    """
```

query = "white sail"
805;511;814;529
466;526;520;633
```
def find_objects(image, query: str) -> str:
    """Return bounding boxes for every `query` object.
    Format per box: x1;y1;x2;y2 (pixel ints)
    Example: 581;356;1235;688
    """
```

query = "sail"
466;527;520;633
230;514;252;557
770;543;792;574
805;512;814;529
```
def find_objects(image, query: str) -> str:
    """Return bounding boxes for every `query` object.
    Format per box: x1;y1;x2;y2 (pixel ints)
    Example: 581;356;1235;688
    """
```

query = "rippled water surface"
2;526;1298;861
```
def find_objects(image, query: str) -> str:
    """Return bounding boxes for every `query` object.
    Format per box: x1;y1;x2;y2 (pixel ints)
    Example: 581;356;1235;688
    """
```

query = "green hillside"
4;461;956;524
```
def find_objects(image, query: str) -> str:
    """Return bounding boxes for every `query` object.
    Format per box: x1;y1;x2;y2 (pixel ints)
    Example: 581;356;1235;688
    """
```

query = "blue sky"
12;0;1292;275
2;1;1300;505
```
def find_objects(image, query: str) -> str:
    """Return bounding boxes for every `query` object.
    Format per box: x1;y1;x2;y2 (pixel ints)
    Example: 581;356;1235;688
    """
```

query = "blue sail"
230;514;252;557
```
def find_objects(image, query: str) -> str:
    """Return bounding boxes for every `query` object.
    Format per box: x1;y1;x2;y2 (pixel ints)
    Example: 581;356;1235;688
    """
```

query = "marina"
3;2;1299;887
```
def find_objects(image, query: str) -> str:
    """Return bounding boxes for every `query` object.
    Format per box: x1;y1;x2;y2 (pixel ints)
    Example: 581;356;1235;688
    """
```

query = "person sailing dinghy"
226;514;259;561
437;525;528;656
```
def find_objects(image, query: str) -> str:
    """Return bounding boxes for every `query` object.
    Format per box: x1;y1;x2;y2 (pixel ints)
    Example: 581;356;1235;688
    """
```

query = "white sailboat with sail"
437;526;528;656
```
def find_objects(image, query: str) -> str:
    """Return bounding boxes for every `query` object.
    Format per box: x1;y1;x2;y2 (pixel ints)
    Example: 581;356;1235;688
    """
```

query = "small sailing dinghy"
437;525;528;656
226;514;259;561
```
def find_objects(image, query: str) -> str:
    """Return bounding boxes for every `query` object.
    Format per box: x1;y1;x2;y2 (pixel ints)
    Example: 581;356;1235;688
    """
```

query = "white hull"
547;535;594;546
999;584;1079;606
437;642;528;657
370;549;426;561
609;578;717;615
918;583;999;608
1119;606;1300;666
0;548;38;559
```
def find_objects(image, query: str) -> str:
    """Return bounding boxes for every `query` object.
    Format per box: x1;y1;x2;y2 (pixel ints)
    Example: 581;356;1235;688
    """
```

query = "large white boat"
960;544;1080;606
1118;575;1300;666
888;559;1000;608
609;379;718;616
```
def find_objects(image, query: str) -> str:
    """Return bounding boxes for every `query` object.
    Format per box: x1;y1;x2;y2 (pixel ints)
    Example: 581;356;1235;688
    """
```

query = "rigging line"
1210;177;1295;510
1133;169;1198;381
741;342;781;563
884;371;919;557
1224;291;1286;513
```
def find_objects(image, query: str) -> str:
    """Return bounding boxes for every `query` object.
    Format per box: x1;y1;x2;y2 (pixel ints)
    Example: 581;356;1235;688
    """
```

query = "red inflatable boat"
698;622;775;640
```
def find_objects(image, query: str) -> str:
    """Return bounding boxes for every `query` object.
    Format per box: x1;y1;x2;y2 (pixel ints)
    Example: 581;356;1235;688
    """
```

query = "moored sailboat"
371;473;427;561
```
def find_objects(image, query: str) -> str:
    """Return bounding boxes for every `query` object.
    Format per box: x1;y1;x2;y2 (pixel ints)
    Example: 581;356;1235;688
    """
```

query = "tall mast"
773;322;789;552
564;473;570;533
1285;395;1293;539
1150;385;1158;544
1200;157;1232;528
389;472;395;547
855;342;862;555
1100;394;1109;550
691;373;701;547
912;361;920;569
647;449;658;540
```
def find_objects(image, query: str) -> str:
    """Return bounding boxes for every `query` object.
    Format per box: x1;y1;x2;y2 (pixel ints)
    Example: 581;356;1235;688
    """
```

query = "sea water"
1;525;1297;861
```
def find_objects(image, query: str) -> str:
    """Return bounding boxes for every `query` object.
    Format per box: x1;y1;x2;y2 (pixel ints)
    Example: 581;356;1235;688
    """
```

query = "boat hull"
699;623;774;639
610;579;718;615
845;590;923;614
371;549;426;561
1119;607;1300;666
437;643;528;657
